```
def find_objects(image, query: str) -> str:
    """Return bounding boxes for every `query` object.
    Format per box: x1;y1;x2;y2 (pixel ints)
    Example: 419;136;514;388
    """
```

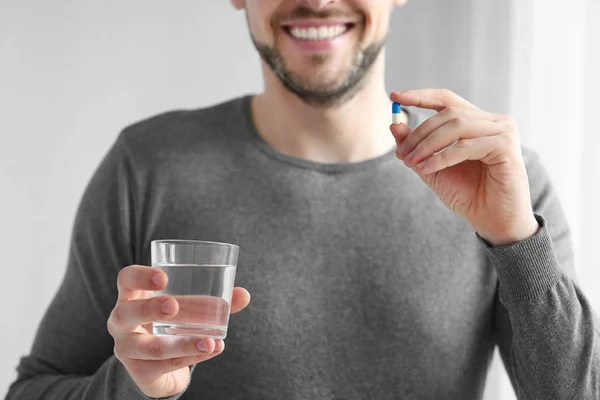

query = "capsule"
392;102;402;124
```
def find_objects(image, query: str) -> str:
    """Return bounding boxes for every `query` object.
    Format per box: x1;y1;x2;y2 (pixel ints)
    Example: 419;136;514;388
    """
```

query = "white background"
1;1;598;399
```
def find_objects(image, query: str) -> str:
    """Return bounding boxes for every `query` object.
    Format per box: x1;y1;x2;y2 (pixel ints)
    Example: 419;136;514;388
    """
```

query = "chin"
289;59;352;85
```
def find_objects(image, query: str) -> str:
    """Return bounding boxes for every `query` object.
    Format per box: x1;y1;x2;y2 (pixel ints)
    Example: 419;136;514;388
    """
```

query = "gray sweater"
7;96;600;400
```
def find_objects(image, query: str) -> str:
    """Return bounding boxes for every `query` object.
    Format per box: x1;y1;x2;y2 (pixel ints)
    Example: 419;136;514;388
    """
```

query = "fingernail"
152;273;163;288
405;150;416;161
215;340;225;353
197;340;209;352
161;298;175;314
416;160;427;170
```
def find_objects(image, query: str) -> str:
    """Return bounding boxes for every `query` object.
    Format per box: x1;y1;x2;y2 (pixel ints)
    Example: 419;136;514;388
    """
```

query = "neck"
251;54;407;164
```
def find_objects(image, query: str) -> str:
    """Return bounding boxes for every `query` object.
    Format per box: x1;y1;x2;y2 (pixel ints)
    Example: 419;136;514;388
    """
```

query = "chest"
140;166;496;340
139;166;498;398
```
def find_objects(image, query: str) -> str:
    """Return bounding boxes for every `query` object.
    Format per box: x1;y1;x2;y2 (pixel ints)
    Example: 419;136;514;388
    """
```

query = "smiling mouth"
282;23;356;41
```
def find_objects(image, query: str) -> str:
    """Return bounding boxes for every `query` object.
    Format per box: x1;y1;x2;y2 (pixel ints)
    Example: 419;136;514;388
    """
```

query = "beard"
251;33;386;108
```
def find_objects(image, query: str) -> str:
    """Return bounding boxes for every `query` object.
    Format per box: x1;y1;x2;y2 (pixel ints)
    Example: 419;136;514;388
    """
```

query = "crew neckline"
238;94;417;174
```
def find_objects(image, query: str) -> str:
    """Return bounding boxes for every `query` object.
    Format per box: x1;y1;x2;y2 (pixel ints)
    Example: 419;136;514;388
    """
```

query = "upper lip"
281;19;358;28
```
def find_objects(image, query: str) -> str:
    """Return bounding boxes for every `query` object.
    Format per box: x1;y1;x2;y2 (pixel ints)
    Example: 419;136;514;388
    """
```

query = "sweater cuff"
476;213;562;303
109;356;191;400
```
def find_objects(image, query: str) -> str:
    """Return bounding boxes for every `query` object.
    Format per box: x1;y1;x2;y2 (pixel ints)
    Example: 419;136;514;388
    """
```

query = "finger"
109;296;179;336
116;334;218;361
127;340;225;380
389;123;411;145
414;136;504;175
390;89;478;112
230;287;251;314
396;107;495;158
402;118;504;167
117;265;168;302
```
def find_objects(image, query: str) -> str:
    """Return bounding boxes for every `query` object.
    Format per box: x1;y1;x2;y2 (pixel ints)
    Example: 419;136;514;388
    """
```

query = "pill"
392;102;402;124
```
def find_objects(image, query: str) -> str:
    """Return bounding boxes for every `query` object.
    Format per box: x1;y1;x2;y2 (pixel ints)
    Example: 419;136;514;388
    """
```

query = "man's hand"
389;89;540;246
107;265;251;398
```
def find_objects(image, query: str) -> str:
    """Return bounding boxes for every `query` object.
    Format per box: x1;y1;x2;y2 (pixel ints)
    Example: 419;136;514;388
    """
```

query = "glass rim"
151;239;239;250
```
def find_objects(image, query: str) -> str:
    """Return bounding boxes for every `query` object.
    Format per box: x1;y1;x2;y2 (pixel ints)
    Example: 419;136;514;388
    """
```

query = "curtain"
500;1;599;396
479;1;598;399
390;1;599;399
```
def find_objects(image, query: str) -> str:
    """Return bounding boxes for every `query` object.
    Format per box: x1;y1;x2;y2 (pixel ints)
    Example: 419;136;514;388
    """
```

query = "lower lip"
284;28;352;52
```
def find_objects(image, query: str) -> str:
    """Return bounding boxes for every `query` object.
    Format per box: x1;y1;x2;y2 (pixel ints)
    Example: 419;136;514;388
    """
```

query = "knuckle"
181;338;193;355
506;134;521;150
107;318;116;336
442;88;454;99
112;303;124;325
442;106;458;117
454;139;468;149
168;357;184;367
501;130;518;145
499;113;516;126
450;116;465;127
117;268;128;291
148;338;164;359
503;130;514;141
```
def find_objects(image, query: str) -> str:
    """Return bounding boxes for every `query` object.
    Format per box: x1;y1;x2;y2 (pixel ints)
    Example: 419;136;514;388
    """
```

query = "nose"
297;0;340;10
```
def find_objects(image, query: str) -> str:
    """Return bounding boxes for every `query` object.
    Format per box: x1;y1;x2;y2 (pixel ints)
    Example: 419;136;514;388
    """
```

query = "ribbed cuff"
111;357;192;400
476;213;562;303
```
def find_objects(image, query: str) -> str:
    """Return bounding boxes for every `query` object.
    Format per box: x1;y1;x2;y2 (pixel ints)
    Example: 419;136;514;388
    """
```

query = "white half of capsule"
392;113;402;124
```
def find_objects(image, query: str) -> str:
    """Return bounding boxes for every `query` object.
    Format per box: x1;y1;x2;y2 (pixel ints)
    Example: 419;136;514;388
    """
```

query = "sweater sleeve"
5;132;188;400
488;148;600;399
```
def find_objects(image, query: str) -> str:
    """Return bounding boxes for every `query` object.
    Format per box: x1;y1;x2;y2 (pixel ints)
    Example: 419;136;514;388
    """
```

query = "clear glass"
151;240;239;338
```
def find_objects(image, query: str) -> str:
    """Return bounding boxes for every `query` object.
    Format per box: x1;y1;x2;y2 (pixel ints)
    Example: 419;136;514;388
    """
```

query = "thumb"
390;122;411;146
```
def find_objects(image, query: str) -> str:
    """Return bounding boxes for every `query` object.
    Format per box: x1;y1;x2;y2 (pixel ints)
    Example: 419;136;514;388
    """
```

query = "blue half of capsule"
392;102;402;114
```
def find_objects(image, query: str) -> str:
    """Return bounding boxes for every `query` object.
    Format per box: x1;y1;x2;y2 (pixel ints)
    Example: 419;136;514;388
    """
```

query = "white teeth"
289;25;348;41
318;26;328;40
292;28;307;39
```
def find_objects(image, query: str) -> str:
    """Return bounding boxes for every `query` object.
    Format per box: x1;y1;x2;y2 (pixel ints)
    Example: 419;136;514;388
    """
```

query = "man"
7;0;600;399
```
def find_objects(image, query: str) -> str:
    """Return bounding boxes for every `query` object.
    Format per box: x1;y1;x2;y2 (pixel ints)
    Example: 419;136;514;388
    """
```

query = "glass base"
153;322;227;338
